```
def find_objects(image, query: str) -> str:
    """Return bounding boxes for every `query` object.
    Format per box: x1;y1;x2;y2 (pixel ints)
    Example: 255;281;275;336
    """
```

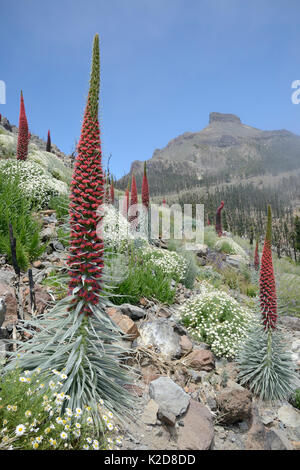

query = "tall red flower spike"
110;176;115;204
254;238;260;270
142;161;149;209
259;205;277;330
215;201;224;236
129;174;138;229
16;91;29;161
46;129;51;152
68;34;105;316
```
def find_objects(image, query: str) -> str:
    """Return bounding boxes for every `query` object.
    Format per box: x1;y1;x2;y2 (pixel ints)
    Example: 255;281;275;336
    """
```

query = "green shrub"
0;368;123;450
167;240;198;289
215;237;248;258
204;226;218;249
292;389;300;410
180;282;256;358
111;260;176;305
0;176;45;270
48;194;70;221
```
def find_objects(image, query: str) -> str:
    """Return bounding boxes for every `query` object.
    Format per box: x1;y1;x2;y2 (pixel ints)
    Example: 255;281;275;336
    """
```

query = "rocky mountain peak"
209;112;241;125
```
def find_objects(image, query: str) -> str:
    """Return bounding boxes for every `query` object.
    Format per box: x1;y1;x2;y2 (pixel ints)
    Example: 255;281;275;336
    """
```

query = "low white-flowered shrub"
180;282;256;358
0;160;68;209
214;237;248;258
143;245;187;282
0;368;124;450
100;204;134;250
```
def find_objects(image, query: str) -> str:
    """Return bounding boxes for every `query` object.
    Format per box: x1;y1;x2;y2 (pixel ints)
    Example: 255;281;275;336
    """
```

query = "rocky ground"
0;210;300;451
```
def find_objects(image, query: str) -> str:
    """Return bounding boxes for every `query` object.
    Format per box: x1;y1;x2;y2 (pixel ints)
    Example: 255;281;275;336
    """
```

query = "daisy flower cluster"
143;245;187;282
0;160;68;209
180;282;256;358
0;368;124;450
100;204;134;250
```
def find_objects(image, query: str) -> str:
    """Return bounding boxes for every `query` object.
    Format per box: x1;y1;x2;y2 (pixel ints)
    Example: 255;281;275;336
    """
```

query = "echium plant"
215;201;224;237
140;161;150;239
237;205;298;401
141;161;149;209
16;91;29;161
46;129;51;152
4;35;136;429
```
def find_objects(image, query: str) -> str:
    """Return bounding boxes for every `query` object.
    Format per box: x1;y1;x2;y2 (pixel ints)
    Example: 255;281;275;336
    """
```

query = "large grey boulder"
137;319;181;359
149;377;190;416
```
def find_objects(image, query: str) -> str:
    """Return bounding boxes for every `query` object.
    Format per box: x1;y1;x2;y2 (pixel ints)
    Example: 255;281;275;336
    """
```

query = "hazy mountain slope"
116;112;300;196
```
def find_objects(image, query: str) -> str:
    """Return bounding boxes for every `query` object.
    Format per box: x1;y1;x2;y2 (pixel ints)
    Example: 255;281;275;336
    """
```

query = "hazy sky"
1;0;300;177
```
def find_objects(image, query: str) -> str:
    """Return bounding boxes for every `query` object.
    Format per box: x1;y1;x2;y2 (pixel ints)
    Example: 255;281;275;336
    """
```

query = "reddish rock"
157;307;172;318
107;309;139;339
33;260;43;269
34;285;52;314
216;387;252;425
180;335;193;355
178;399;214;450
141;365;161;384
22;284;51;315
0;281;17;319
183;349;215;371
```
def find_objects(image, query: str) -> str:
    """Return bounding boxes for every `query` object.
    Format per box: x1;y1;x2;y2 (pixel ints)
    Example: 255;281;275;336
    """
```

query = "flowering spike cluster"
142;161;149;209
0;114;2;123
259;205;277;329
16;91;29;161
254;237;260;270
46;129;51;152
110;176;115;204
68;34;105;316
215;201;224;236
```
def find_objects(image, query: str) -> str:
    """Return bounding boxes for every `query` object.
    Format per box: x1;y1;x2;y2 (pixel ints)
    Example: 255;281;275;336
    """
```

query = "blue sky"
1;0;300;178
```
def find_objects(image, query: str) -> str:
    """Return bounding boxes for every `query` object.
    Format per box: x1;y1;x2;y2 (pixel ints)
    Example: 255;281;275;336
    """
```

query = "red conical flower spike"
142;161;149;209
17;91;29;161
46;129;51;152
259;205;277;329
68;34;105;316
215;201;224;236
